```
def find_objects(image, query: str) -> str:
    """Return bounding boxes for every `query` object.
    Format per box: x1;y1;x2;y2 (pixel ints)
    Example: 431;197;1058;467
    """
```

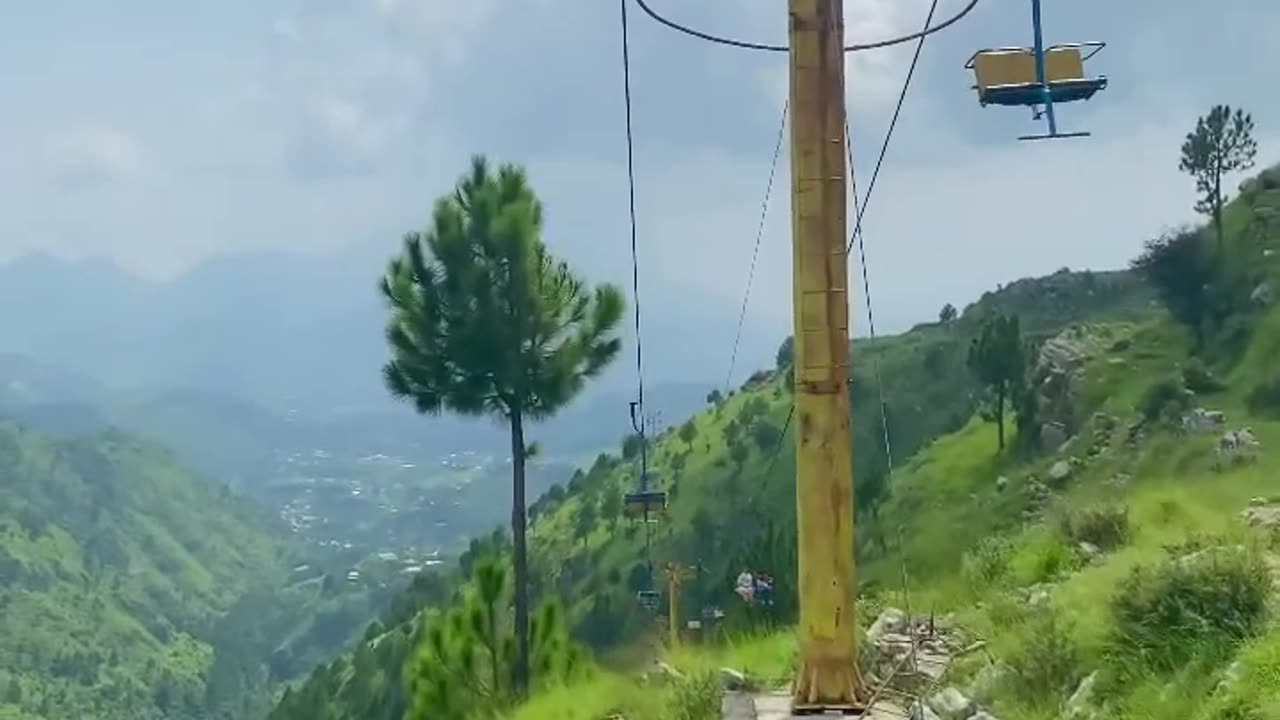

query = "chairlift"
965;0;1107;140
624;488;668;520
636;589;661;612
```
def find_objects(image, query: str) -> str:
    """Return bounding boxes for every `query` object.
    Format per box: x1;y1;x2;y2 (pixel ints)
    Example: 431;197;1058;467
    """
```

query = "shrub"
1182;358;1226;394
664;669;721;720
1006;608;1083;704
1062;504;1131;551
1137;376;1190;423
1015;532;1083;585
1246;376;1280;418
1108;547;1271;675
962;536;1014;588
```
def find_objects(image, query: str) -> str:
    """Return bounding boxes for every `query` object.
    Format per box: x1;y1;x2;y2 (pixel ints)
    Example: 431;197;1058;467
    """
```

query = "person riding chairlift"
734;570;754;603
753;572;774;607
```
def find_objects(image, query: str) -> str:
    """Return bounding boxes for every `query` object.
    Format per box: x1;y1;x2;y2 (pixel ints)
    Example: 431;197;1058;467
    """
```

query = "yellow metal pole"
668;564;679;648
787;0;867;712
665;563;689;648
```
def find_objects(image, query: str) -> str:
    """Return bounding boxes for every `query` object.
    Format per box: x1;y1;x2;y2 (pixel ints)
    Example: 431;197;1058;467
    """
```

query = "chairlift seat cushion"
978;77;1108;107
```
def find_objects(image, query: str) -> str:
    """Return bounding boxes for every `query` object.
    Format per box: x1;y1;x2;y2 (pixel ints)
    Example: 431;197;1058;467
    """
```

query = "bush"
1246;376;1280;418
1182;358;1226;394
1137;377;1190;423
1006;608;1083;704
1108;547;1271;675
1015;532;1083;585
1062;504;1131;551
962;536;1014;588
664;670;721;720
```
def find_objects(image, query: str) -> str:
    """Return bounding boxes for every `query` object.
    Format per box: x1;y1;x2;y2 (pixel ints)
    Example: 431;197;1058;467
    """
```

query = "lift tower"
787;0;867;712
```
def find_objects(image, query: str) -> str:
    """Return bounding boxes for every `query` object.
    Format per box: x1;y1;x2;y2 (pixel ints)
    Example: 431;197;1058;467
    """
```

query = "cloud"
41;127;145;192
3;0;1280;384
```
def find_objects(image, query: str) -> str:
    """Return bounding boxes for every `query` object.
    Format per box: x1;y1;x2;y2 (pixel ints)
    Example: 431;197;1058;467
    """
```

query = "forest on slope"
0;420;394;720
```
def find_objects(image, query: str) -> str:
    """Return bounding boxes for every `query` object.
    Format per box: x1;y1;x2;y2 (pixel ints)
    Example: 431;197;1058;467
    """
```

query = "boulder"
1241;505;1280;529
867;607;908;644
995;476;1009;492
908;701;943;720
1182;408;1226;434
1041;422;1069;453
1049;460;1072;484
928;687;974;719
1064;672;1098;719
1252;282;1274;307
966;662;1010;703
652;661;684;681
718;667;747;691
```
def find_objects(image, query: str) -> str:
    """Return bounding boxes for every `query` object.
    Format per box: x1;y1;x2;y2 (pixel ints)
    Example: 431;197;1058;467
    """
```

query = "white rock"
718;667;747;691
967;662;1009;703
908;700;943;720
928;687;974;719
653;661;684;680
1064;672;1097;718
867;608;908;643
1252;282;1274;307
1049;460;1072;483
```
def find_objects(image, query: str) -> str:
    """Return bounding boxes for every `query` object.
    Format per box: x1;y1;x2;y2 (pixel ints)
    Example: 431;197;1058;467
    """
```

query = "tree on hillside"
1179;105;1258;253
1131;227;1215;348
574;500;597;547
776;336;795;369
723;419;741;446
750;420;781;453
678;420;697;450
380;155;624;696
621;433;643;460
406;565;581;719
966;312;1026;452
938;303;958;323
706;389;723;405
599;484;621;528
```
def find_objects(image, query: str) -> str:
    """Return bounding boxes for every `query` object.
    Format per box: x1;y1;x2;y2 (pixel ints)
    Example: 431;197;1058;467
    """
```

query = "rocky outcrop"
1181;408;1227;434
1031;324;1112;453
1216;428;1262;470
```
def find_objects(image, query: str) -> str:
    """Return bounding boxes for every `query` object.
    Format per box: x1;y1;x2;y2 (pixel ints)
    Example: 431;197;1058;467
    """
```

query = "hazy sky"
3;0;1279;386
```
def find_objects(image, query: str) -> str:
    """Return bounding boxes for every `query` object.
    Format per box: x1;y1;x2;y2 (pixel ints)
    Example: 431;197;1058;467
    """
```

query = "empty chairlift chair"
624;488;667;521
965;0;1108;140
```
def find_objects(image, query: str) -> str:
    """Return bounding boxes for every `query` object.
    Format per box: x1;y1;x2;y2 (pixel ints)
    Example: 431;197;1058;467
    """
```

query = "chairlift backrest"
971;45;1086;91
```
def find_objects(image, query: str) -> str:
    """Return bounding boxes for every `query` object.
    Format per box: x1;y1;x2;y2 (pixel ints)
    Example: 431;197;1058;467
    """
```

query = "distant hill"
0;248;747;423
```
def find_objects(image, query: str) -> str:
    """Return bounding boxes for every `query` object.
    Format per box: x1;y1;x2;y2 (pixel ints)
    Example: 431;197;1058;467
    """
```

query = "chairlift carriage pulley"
965;0;1108;141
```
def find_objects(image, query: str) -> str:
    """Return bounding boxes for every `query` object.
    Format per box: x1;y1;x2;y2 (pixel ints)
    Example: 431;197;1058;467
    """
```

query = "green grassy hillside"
498;163;1280;718
266;150;1280;720
0;423;285;719
265;261;1156;718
